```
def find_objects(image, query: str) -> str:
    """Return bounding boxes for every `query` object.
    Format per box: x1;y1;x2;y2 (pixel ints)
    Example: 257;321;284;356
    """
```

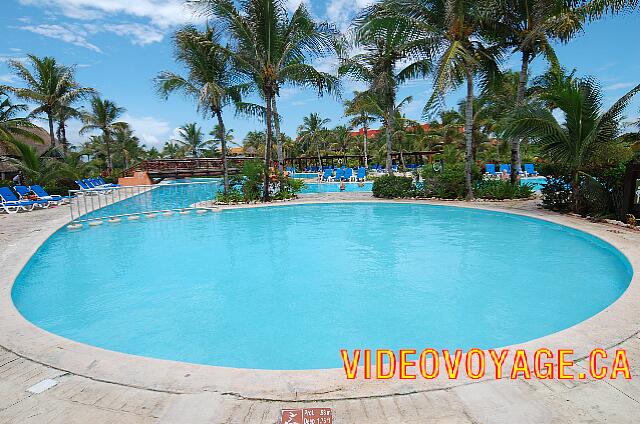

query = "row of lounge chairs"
75;178;120;194
321;167;367;182
485;163;539;178
0;185;65;214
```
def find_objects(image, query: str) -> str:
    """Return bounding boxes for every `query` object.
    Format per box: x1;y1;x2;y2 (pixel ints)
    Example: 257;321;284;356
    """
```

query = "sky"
0;0;638;150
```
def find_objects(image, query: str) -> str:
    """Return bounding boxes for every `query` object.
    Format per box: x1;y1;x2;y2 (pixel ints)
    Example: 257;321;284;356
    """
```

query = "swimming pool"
521;177;547;191
13;200;631;370
301;182;373;193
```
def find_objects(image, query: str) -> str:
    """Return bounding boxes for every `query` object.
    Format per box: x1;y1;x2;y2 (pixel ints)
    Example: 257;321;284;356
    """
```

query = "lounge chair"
6;186;49;208
0;187;39;213
96;177;119;187
334;168;344;181
343;168;355;182
322;169;333;182
485;164;498;177
75;180;109;194
524;163;539;176
357;167;366;181
30;185;65;205
499;164;511;175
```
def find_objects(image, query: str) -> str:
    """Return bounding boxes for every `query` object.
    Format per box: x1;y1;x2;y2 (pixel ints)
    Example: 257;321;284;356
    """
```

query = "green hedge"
372;175;415;198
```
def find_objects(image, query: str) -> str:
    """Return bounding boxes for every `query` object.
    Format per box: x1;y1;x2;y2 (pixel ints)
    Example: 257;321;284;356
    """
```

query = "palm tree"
189;0;340;200
340;24;431;174
297;113;331;168
80;97;126;172
1;139;78;186
112;124;145;169
344;91;381;168
156;25;242;193
172;123;211;158
503;75;640;210
1;55;94;148
162;141;185;159
0;93;41;150
365;0;503;198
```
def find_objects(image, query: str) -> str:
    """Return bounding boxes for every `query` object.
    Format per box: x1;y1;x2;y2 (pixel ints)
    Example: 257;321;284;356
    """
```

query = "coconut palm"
503;75;640;210
171;123;211;158
112;125;145;170
344;91;381;168
162;141;185;159
1;55;95;148
363;0;503;198
80;97;126;172
0;93;41;151
297;113;331;168
156;25;242;193
188;0;340;200
340;22;431;174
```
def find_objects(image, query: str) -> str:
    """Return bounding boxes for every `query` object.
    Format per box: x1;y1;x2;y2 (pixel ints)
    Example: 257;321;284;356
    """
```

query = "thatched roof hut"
0;126;51;178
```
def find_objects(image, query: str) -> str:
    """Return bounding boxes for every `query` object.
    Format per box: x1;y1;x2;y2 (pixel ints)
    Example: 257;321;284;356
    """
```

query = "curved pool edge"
1;197;639;400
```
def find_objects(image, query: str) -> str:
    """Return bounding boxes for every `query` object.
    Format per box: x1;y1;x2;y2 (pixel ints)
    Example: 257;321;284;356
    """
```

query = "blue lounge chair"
322;169;333;182
485;164;498;177
76;180;108;194
96;177;119;187
524;163;538;176
343;168;354;181
30;185;64;205
334;168;344;181
499;164;511;175
0;187;39;213
357;167;366;181
8;186;49;208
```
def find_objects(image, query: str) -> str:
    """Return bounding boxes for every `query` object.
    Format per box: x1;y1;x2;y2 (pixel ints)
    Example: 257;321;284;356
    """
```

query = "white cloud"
19;0;198;28
326;0;373;30
102;23;164;46
122;114;172;147
604;82;636;91
19;24;102;52
0;74;17;83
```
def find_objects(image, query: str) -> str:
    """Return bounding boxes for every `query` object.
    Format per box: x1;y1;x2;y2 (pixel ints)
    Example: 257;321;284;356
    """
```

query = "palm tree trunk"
511;50;530;184
61;121;68;154
215;109;230;194
464;69;475;200
385;111;394;175
47;111;56;147
104;129;113;172
271;97;284;172
263;94;273;202
363;115;369;168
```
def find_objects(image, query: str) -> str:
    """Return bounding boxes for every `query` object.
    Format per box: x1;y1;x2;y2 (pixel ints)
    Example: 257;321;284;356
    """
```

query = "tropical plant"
171;123;211;158
297;113;331;167
156;25;242;193
343;91;381;168
112;124;145;169
503;74;640;211
80;97;126;172
1;55;94;147
161;141;186;158
0;93;40;150
363;0;503;198
189;0;340;200
0;139;79;186
340;21;431;174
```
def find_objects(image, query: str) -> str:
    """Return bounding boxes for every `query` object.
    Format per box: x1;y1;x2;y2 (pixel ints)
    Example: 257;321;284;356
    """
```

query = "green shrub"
475;180;533;200
216;188;244;203
372;175;415;198
274;177;304;200
421;162;480;199
541;176;572;211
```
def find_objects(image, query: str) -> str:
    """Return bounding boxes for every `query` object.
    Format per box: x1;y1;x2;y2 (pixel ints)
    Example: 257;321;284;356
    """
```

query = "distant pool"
301;182;373;193
12;201;632;369
521;177;547;191
291;172;319;179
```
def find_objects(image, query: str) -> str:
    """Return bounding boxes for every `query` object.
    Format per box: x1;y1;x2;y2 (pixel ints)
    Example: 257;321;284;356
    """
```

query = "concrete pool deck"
1;193;640;423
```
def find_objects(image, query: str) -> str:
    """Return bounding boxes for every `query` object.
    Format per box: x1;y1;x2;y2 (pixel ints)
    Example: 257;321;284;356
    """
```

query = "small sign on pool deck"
280;408;332;424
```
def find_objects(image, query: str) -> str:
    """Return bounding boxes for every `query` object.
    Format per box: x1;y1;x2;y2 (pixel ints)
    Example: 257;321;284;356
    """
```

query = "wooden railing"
122;157;253;179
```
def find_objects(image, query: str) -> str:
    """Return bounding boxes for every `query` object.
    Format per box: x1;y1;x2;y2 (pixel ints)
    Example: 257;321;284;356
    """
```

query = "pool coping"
0;196;639;401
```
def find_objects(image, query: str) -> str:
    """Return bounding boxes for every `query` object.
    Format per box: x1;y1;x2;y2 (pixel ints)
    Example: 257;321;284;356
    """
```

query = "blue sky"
0;0;638;150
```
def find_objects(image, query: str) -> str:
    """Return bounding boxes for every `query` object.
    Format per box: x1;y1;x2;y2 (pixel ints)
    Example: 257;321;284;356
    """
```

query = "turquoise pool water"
521;177;547;191
12;201;632;370
301;182;373;193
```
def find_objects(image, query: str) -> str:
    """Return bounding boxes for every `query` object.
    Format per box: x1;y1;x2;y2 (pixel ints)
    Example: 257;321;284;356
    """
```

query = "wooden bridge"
122;157;253;181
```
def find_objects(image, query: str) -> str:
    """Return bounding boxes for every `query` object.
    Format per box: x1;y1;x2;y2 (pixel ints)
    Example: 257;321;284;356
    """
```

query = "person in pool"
339;181;346;191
